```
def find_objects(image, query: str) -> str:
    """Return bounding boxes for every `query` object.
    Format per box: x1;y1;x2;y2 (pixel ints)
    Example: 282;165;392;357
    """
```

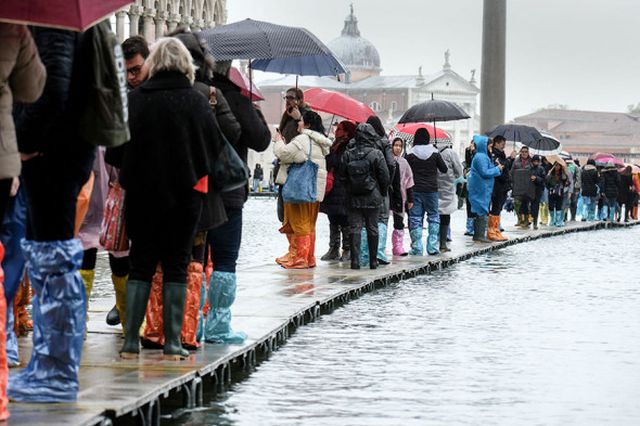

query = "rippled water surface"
171;224;640;426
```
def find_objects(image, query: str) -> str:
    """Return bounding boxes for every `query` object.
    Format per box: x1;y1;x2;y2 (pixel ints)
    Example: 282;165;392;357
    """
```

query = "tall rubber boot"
426;222;440;255
608;204;616;222
163;282;189;360
276;234;296;265
5;303;18;368
112;274;128;330
8;239;86;402
367;232;379;269
559;210;566;227
0;243;10;420
540;203;549;225
376;223;389;264
141;266;164;349
464;217;474;236
392;229;408;256
488;215;508;241
280;235;311;269
439;223;451;252
120;280;152;358
359;227;369;266
350;230;361;270
181;262;203;350
204;271;246;344
307;232;317;268
339;226;351;262
320;223;340;261
79;269;94;339
473;216;491;243
409;228;423;255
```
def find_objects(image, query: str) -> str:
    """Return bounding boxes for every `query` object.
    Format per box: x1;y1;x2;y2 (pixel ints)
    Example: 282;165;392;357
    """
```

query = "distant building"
251;5;480;176
514;109;640;163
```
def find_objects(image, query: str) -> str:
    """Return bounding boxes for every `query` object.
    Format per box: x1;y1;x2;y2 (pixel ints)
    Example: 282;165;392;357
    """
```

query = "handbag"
212;125;249;193
99;182;129;251
282;138;318;204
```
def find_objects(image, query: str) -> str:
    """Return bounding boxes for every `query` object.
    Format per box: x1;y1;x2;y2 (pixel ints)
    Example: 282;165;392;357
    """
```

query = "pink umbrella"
0;0;133;31
228;66;264;101
390;122;451;145
303;88;374;123
590;152;625;167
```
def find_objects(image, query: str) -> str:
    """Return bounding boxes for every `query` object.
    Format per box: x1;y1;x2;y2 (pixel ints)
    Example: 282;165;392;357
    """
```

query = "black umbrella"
397;99;470;124
486;124;543;147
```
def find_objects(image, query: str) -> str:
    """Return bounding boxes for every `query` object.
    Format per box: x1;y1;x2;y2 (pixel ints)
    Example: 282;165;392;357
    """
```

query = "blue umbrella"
252;54;346;77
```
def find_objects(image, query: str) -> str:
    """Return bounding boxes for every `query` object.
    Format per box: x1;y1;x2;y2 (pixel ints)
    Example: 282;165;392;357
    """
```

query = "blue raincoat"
468;135;501;216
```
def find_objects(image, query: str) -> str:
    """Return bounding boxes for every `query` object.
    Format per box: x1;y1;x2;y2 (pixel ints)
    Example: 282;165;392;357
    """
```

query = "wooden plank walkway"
8;219;638;425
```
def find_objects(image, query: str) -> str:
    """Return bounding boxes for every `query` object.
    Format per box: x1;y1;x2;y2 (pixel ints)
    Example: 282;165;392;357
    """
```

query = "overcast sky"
227;0;640;120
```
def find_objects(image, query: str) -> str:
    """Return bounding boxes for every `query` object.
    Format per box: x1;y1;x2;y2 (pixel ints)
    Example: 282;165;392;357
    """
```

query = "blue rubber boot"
376;223;389;264
204;271;246;344
359;227;369;267
464;218;474;236
6;304;19;367
8;239;86;402
608;204;616;222
426;222;440;255
195;272;206;343
409;228;423;256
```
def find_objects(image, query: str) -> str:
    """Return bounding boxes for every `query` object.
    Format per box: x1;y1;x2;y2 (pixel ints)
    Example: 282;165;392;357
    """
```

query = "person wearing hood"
467;135;503;242
362;115;395;265
529;155;547;229
581;159;599;221
390;137;414;256
274;110;332;269
436;140;463;252
600;161;620;221
405;128;448;254
341;123;390;269
319;120;357;262
545;162;569;226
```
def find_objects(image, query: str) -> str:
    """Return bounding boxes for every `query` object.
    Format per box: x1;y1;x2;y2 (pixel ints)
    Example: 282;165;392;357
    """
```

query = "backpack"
78;21;130;147
346;149;377;195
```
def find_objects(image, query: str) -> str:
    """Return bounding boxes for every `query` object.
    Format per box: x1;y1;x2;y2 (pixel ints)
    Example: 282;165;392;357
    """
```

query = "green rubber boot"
163;282;189;360
119;280;151;358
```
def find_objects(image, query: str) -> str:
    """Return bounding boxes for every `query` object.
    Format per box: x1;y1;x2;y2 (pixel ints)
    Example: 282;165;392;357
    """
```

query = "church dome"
327;6;381;72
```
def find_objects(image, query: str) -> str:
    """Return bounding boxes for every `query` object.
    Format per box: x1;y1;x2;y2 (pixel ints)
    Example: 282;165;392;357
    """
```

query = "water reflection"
170;227;640;425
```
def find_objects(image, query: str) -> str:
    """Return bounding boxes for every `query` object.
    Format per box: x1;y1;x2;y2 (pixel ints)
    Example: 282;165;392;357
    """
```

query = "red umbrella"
228;66;264;101
303;88;374;123
0;0;133;31
390;122;451;145
590;152;624;167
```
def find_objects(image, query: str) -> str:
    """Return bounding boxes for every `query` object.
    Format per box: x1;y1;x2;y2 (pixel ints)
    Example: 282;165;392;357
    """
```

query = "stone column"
129;5;143;36
480;0;506;133
155;10;168;40
115;11;127;43
142;7;156;42
167;12;181;32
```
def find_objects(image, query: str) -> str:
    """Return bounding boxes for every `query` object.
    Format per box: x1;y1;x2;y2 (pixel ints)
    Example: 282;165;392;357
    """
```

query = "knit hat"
413;128;430;145
532;155;541;162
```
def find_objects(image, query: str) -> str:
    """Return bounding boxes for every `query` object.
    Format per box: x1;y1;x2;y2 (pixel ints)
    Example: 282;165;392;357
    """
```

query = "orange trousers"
279;202;320;236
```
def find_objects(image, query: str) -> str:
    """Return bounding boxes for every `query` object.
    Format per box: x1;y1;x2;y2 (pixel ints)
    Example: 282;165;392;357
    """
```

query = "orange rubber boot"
0;243;10;421
487;215;508;241
142;265;164;348
276;234;296;265
281;235;311;269
181;262;203;350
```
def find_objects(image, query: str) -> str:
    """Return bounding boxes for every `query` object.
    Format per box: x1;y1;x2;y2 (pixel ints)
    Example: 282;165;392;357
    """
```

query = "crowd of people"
0;21;638;414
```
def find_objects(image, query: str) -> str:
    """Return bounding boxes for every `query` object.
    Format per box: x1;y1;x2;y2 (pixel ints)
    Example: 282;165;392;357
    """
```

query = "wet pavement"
8;199;638;425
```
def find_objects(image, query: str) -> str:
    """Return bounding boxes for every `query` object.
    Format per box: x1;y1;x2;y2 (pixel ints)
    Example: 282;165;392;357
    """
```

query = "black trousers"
531;197;541;221
392;211;405;230
490;191;507;216
348;208;378;237
518;196;532;217
549;194;563;211
128;191;203;284
439;214;451;230
0;178;12;227
80;248;129;276
21;143;95;241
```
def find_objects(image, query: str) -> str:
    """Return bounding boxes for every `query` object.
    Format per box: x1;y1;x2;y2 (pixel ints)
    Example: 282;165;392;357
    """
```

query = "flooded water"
171;225;640;425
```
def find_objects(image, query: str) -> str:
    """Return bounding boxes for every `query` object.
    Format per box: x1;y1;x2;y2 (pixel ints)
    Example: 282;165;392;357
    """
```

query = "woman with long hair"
390;137;414;256
545;162;569;227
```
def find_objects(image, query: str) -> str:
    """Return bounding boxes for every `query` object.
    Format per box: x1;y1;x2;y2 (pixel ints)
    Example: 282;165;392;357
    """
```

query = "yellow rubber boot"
79;269;95;339
112;274;128;332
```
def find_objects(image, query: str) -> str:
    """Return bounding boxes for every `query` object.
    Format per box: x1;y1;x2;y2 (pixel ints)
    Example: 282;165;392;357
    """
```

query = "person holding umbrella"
529;155;547;229
487;135;513;241
467;135;503;242
580;159;599;221
600;161;620;222
510;146;534;228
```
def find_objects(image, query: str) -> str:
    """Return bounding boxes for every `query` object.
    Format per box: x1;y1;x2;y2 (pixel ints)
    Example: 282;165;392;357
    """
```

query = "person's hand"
510;151;516;159
288;106;301;120
9;177;19;197
530;175;536;181
407;202;414;210
20;152;41;161
498;163;504;171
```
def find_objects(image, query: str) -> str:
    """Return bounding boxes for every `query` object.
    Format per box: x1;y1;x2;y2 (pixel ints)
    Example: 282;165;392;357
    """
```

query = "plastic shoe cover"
204;271;246;344
376;223;388;262
307;232;316;268
426;222;440;255
142;265;165;347
280;235;311;269
409;228;423;256
196;272;207;343
8;239;86;403
391;229;407;256
465;218;474;235
0;243;10;420
5;304;19;367
359;227;369;266
181;262;203;349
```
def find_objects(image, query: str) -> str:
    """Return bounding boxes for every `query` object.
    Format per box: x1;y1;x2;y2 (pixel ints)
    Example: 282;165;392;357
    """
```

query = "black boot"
320;222;341;261
120;280;151;358
106;305;120;326
367;232;379;270
439;225;451;252
163;282;189;360
340;226;351;262
350;231;360;270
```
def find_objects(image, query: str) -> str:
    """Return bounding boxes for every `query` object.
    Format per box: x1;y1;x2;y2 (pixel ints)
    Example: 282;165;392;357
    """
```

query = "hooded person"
405;128;448;254
319;120;357;262
467;135;503;242
436;139;463;252
581;158;599;221
341;123;390;269
600;160;620;221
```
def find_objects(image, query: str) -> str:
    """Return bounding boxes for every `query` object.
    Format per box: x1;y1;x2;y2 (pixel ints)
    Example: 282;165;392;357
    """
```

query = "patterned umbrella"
0;0;132;31
590;152;624;167
389;123;451;146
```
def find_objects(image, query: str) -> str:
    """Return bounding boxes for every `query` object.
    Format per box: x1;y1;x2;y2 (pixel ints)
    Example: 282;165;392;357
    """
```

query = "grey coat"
437;147;463;215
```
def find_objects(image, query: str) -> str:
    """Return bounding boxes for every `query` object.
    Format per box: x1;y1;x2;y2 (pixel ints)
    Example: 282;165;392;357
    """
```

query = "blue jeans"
207;208;243;273
408;192;440;230
252;179;260;192
582;196;597;219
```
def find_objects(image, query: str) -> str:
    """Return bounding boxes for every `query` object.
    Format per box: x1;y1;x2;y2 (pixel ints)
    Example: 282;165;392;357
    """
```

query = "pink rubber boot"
392;229;408;256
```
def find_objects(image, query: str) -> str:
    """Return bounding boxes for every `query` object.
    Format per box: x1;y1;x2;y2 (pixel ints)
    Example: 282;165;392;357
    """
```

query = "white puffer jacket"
274;129;332;202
